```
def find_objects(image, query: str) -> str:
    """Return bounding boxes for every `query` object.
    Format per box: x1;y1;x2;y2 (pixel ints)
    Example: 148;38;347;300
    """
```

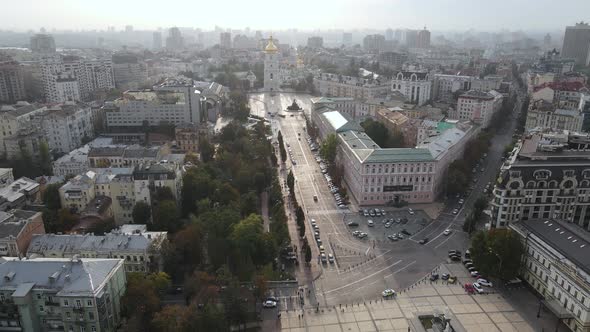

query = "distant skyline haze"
1;0;589;32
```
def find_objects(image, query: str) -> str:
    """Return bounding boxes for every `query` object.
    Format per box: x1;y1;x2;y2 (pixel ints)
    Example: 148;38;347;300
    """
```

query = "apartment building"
562;22;590;66
112;53;148;90
87;146;161;168
0;257;126;332
41;103;94;154
133;162;182;205
27;231;166;273
432;74;473;102
0;210;45;257
29;34;56;54
314;73;391;100
491;132;590;229
532;81;589;110
0;102;46;157
391;71;431;106
0;178;40;212
454;90;503;128
511;219;590;332
174;123;209;153
525;99;583;132
105;79;201;129
0;55;26;103
59;171;97;213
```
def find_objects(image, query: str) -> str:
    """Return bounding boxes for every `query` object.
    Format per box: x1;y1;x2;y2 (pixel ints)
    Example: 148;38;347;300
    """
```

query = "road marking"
434;232;455;249
323;260;402;294
365;247;371;255
382;260;417;279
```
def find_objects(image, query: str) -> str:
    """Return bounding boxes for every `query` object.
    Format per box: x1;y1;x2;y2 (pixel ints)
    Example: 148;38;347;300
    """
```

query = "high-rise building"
0;55;26;103
562;22;590;66
544;33;552;50
166;27;184;51
152;31;162;50
112;53;148;90
405;30;419;48
263;36;280;92
363;34;386;53
29;34;56;54
342;32;353;46
385;28;394;41
307;36;324;49
417;27;431;49
220;32;232;49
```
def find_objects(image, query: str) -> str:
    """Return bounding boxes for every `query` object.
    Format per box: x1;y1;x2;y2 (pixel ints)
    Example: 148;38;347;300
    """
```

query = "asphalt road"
249;90;520;308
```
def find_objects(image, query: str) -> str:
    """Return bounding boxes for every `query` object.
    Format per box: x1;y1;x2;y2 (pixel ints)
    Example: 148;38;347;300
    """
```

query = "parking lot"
343;208;432;244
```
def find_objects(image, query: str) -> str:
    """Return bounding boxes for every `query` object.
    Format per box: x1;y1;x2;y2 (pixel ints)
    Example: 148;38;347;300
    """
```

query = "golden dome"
264;36;279;53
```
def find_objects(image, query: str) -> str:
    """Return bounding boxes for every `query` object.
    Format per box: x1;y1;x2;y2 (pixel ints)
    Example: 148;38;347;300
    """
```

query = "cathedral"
263;36;281;92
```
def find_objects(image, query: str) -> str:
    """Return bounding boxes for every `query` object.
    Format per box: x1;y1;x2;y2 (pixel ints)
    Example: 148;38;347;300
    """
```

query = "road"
249;92;476;308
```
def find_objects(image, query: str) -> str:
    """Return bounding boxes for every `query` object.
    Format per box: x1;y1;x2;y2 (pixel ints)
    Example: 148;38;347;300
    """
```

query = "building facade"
562;22;590;66
391;71;431;106
0;210;45;257
454;90;503;128
0;257;126;332
511;219;590;332
112;53;148;90
29;34;56;54
491;132;590;229
41;103;94;154
263;37;280;92
0;56;26;103
525;100;583;132
314;73;390;100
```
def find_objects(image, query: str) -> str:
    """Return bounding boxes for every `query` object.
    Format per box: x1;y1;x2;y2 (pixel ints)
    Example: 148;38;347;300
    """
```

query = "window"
39;305;44;312
36;294;42;300
89;312;95;320
91;327;96;332
66;312;71;320
76;300;81;308
87;300;93;306
64;300;69;307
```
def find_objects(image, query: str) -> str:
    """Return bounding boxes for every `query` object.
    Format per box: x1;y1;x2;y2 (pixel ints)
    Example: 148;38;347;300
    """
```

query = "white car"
263;300;277;308
443;229;452;236
381;289;396;297
408;208;415;215
452;209;458;215
472;282;485;294
477;278;493;287
367;220;374;227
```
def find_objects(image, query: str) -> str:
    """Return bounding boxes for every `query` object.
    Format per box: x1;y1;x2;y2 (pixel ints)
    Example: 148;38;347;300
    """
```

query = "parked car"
470;271;480;278
320;253;327;263
443;229;452;236
441;273;450;280
472;282;485;293
348;221;359;227
382;289;396;298
328;253;334;263
367;220;374;227
477;278;493;287
408;208;415;215
448;276;457;284
418;238;429;244
387;234;398;241
430;273;439;281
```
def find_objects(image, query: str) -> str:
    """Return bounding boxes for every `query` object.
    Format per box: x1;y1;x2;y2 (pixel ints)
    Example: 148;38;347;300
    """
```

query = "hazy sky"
1;0;589;32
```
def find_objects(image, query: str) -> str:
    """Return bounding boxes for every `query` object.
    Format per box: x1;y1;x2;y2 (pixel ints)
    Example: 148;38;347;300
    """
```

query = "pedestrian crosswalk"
307;209;346;216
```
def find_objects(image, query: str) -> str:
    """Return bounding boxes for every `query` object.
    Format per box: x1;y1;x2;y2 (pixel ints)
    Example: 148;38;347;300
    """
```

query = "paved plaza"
272;264;534;332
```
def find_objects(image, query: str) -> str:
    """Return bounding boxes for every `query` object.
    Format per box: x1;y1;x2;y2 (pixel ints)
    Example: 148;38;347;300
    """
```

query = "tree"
39;141;52;175
153;200;180;232
470;229;523;280
295;206;305;225
277;131;287;162
304;241;312;264
121;273;161;331
43;183;62;210
199;137;215;162
361;118;389;147
287;170;295;193
320;133;338;163
151;305;188;332
132;201;151;224
253;274;268;312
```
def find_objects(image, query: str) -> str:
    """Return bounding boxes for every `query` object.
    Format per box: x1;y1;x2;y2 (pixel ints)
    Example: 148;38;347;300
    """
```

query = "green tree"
43;183;63;210
277;131;287;162
153;200;180;232
199;137;215;162
287;170;295;193
470;229;523;280
320;133;338;163
132;201;151;224
304;241;312;264
360;118;389;147
39;141;52;175
121;273;161;331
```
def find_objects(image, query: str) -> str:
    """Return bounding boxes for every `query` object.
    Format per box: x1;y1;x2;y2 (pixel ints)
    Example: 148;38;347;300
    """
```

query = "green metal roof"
365;148;434;163
437;121;456;133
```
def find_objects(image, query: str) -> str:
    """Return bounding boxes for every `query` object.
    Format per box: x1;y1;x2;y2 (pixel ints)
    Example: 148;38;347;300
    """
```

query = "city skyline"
1;0;589;32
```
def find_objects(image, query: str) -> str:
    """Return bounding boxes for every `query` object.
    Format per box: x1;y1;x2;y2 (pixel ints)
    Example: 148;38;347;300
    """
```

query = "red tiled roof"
533;81;587;93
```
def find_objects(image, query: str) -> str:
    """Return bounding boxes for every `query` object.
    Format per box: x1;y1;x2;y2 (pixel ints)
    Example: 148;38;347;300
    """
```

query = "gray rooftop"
0;258;122;296
519;219;590;276
27;232;163;256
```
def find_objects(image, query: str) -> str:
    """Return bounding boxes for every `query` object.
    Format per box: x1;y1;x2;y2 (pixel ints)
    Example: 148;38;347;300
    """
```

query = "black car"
347;221;359;227
450;255;461;261
430;273;439;281
401;229;411;236
418;238;429;244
